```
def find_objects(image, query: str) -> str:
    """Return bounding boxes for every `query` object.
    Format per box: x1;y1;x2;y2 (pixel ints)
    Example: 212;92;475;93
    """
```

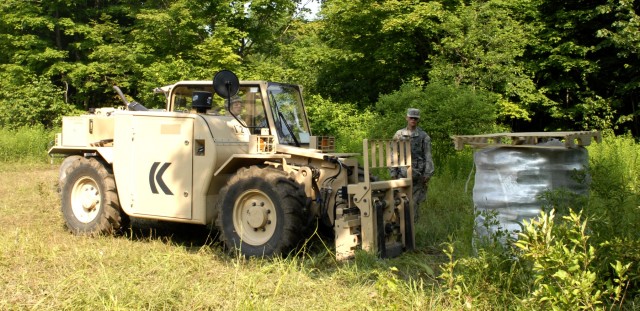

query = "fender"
48;146;114;164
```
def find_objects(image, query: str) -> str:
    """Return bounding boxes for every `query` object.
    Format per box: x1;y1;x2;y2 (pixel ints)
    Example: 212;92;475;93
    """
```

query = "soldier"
390;108;434;221
228;96;244;116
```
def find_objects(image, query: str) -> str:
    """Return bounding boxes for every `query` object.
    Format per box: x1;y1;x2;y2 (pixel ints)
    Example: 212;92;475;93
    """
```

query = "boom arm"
112;86;148;111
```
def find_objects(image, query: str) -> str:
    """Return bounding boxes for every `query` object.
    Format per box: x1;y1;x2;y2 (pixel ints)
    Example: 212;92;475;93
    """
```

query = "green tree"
305;94;378;153
525;0;640;133
0;72;80;128
595;0;640;134
243;18;329;91
428;0;548;127
0;0;279;121
130;0;244;106
0;0;144;113
316;0;445;104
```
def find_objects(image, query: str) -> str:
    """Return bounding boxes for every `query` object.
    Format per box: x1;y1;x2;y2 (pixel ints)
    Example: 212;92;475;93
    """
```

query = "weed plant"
585;133;640;305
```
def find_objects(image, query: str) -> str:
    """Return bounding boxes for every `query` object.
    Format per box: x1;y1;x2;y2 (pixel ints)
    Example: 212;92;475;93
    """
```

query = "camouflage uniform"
390;127;434;220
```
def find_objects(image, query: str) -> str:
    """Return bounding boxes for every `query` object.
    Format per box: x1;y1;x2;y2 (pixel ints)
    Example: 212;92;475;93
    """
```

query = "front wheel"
58;155;82;194
60;157;128;235
216;166;308;257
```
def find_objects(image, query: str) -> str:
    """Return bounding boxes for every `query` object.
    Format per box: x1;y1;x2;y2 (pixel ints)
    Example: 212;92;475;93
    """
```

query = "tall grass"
0;125;56;163
420;148;475;255
584;133;640;306
586;133;640;240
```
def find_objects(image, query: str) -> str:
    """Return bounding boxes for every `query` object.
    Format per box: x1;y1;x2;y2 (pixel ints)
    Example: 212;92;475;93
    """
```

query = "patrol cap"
225;95;242;105
407;108;420;119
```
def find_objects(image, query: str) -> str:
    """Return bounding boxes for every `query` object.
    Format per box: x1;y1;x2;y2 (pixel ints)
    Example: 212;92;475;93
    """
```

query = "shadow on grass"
113;215;446;286
122;217;220;253
121;218;334;258
111;217;445;288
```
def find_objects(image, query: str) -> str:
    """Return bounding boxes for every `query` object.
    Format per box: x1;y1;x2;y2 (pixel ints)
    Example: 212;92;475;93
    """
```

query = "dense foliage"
0;0;638;137
0;126;55;162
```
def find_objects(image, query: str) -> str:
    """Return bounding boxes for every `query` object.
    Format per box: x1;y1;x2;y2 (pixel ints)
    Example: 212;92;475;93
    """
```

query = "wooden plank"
378;141;384;168
385;141;392;167
451;131;601;150
370;141;378;168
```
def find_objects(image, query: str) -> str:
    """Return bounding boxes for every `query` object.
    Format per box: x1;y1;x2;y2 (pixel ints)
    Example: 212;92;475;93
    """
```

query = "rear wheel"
216;166;308;257
61;157;128;235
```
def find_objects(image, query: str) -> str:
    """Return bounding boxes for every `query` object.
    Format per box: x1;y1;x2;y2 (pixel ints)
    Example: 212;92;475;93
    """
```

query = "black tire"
60;157;129;235
58;155;82;194
216;166;308;257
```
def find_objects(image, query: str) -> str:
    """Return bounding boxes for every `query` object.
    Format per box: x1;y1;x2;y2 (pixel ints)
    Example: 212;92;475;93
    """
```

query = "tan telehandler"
49;71;414;259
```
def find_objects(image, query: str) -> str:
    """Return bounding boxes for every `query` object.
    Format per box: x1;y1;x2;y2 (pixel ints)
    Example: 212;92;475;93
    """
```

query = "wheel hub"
71;177;101;224
246;202;268;229
81;185;99;211
233;190;276;245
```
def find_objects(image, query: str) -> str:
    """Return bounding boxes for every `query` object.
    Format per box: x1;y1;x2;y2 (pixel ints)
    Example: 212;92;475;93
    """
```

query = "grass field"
3;131;639;310
0;163;455;310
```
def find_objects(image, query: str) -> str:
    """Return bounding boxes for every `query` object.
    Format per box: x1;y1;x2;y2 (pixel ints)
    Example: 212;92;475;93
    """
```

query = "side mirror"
212;70;240;111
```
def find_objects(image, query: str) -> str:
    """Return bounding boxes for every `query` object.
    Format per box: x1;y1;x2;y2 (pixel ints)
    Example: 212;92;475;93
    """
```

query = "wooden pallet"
451;131;602;150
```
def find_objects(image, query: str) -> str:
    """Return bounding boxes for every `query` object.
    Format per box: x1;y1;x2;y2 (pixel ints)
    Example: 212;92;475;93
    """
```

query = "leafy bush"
439;241;530;309
374;82;502;164
305;94;378;153
0;70;81;128
586;133;640;238
585;133;640;301
515;210;609;309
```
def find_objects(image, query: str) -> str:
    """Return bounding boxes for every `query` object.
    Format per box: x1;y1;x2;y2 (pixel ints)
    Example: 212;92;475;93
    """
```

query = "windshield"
267;84;311;146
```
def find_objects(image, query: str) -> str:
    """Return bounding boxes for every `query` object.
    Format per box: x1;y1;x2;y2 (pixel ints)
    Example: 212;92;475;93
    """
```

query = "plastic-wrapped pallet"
473;140;589;242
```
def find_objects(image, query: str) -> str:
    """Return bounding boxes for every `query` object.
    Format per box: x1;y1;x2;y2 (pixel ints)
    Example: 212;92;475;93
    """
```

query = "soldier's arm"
392;130;402;140
423;135;434;179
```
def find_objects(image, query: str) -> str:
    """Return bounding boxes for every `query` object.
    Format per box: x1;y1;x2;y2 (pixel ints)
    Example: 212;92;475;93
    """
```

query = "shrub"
585;133;640;301
305;94;378;153
0;71;81;128
515;210;609;309
586;133;640;239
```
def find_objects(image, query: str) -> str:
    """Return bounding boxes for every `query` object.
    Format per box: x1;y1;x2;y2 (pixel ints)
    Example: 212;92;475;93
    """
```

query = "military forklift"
49;70;415;259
